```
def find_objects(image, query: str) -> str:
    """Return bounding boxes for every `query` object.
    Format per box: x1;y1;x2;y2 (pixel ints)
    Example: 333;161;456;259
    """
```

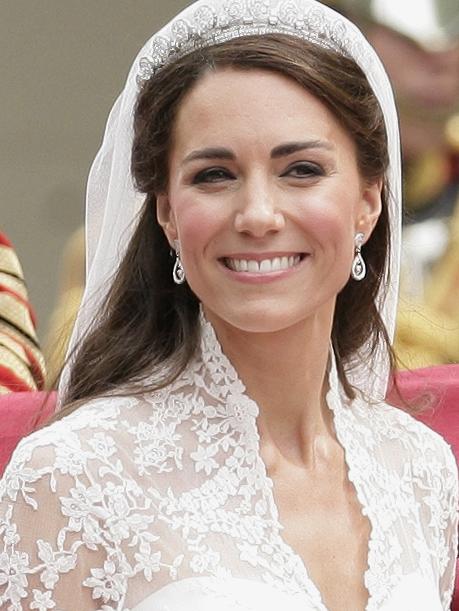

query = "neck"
204;305;336;466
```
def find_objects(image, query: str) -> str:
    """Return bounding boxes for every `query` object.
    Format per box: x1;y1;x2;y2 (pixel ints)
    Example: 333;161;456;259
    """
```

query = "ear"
355;179;383;240
156;193;178;246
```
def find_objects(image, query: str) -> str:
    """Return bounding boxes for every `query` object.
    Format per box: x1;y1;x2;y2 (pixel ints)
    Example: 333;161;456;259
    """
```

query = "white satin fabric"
132;574;443;611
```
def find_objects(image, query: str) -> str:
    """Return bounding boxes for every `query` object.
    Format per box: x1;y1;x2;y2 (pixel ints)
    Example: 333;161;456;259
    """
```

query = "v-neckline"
251;384;374;611
199;314;377;611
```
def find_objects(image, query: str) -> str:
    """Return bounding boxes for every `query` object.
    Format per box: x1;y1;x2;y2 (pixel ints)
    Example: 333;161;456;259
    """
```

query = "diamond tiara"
137;1;356;84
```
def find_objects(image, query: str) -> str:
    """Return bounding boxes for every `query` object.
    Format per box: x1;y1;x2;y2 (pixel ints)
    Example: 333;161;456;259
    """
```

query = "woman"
0;1;457;610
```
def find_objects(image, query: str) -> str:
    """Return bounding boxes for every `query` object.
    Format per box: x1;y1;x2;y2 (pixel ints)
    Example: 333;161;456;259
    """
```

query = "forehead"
171;67;355;155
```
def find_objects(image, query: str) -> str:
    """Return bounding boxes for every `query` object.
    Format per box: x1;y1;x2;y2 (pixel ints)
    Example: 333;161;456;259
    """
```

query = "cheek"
171;195;225;261
297;193;355;255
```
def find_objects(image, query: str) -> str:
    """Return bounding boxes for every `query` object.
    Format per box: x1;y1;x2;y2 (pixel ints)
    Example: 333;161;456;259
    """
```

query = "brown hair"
58;33;393;417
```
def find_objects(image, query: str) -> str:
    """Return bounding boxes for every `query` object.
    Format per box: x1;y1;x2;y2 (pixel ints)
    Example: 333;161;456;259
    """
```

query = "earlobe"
156;193;178;245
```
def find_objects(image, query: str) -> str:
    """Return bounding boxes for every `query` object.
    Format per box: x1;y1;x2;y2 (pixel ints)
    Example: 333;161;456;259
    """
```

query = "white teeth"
225;255;301;273
259;259;271;273
271;257;281;271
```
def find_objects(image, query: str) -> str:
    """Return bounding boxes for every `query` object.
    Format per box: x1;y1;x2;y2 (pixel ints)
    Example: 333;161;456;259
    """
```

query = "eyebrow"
183;147;235;164
182;140;335;165
271;140;335;158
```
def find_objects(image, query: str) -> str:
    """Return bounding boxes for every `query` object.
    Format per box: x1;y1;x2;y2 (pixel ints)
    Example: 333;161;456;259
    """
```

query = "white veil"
59;0;401;404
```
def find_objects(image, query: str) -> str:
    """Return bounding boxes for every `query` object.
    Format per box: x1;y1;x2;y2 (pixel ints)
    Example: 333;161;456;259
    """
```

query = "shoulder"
0;393;158;551
0;388;190;504
0;395;142;609
365;399;458;484
373;403;459;590
1;395;138;494
353;399;458;558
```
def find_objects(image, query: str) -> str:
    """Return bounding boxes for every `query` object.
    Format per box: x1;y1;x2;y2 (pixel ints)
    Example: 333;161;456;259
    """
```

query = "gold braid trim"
0;237;46;390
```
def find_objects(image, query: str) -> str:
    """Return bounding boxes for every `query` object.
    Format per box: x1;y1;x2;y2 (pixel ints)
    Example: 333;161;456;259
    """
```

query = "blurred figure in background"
0;233;46;392
339;0;459;367
44;226;85;385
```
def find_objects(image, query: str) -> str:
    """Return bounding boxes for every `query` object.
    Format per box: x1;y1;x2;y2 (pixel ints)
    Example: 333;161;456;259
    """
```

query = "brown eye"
192;168;235;184
282;162;324;178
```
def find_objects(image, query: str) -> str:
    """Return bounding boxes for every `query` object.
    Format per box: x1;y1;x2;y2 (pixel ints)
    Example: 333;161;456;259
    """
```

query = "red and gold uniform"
0;233;46;393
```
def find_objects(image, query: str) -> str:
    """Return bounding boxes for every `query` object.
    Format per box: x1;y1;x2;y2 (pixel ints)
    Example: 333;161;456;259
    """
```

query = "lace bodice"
0;320;457;610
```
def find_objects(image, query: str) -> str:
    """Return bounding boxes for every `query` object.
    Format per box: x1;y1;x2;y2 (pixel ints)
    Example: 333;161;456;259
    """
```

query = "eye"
192;167;235;184
282;162;325;178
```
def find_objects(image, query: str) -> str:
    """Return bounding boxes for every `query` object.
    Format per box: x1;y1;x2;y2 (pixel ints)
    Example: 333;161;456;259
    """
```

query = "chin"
204;298;318;335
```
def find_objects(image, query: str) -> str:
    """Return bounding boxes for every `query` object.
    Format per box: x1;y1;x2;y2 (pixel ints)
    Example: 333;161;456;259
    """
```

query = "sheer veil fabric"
59;0;402;403
0;2;457;611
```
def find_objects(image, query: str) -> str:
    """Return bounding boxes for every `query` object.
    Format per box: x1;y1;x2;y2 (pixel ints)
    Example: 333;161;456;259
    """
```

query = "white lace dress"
0;320;457;611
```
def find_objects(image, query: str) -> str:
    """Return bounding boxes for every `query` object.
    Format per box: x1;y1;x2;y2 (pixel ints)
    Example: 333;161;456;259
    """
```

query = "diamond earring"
351;232;366;281
172;241;185;285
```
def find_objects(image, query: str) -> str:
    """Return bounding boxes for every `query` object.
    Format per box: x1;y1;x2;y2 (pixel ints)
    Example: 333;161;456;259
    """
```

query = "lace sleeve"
0;432;126;610
439;442;459;610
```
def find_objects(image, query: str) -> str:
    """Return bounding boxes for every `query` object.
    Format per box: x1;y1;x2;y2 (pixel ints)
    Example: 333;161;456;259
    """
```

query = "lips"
222;254;304;273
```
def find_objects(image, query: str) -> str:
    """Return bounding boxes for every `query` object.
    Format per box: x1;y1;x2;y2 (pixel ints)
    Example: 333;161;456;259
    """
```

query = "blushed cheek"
299;197;354;257
173;198;225;266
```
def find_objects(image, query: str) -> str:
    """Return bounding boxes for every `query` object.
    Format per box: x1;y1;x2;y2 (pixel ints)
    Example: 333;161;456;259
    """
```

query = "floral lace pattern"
0;318;457;610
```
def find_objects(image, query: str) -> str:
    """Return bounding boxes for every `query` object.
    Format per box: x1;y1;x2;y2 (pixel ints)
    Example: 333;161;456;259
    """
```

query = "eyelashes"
192;168;234;184
281;162;326;178
191;162;326;185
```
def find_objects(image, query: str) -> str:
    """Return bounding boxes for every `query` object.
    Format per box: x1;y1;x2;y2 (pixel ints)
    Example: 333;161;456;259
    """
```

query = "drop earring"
351;232;366;281
172;241;185;285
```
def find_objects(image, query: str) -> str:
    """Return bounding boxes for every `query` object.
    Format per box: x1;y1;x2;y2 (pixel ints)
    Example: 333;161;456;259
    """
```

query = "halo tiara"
136;0;362;83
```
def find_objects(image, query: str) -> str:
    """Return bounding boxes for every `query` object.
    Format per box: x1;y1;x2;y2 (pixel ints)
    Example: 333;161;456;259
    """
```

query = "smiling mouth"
222;254;306;273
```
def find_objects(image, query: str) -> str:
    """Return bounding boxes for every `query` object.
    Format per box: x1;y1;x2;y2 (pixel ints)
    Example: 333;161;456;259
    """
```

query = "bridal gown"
0;319;457;610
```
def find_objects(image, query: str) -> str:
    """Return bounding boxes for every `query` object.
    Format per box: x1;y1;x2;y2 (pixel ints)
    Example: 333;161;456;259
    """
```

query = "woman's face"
157;67;381;334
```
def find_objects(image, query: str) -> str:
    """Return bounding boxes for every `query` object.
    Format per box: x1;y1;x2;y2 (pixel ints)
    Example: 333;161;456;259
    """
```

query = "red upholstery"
0;367;457;605
0;391;56;476
388;365;459;451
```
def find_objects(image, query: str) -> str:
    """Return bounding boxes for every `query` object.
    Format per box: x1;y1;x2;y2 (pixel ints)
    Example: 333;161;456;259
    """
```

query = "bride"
0;1;457;610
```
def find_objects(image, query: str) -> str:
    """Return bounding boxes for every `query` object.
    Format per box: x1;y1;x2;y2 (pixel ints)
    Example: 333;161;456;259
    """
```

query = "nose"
234;175;285;238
